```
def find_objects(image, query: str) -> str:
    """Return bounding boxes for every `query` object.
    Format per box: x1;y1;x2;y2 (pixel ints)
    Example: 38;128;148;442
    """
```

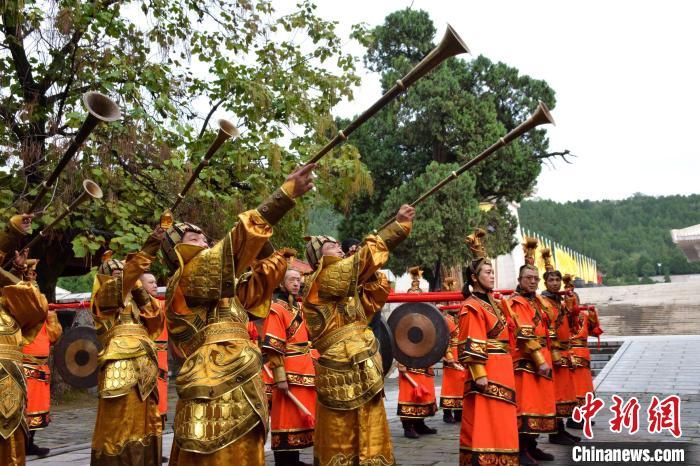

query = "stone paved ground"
28;334;700;465
29;381;700;465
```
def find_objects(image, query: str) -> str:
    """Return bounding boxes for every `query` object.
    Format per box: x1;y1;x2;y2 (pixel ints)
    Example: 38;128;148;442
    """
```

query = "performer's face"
321;241;344;258
182;231;208;248
111;269;123;277
25;269;37;282
283;270;302;296
518;268;540;293
475;264;495;291
141;273;158;297
545;274;562;293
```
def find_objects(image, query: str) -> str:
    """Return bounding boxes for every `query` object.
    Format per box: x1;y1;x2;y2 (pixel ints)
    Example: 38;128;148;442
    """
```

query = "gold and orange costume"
397;365;437;420
163;188;294;466
262;292;316;460
0;218;51;466
23;293;62;431
90;237;165;465
567;285;601;406
438;314;465;414
0;283;48;465
155;317;169;420
508;293;557;435
458;294;519;466
539;251;578;418
397;267;438;429
302;221;410;466
457;229;519;466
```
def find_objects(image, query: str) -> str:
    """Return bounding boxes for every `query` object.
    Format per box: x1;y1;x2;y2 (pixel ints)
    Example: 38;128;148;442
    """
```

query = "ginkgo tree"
0;0;372;299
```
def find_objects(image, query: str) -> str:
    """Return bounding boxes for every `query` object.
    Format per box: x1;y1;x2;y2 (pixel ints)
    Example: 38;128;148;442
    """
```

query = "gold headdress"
522;237;538;266
408;266;423;280
407;266;423;292
562;273;575;289
442;276;456;291
465;228;492;274
541;248;554;272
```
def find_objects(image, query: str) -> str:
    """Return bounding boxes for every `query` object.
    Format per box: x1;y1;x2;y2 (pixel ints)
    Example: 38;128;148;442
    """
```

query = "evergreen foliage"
519;194;700;283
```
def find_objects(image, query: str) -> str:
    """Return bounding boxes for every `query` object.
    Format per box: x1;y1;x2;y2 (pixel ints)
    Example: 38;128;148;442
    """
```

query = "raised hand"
396;204;416;223
284;163;317;199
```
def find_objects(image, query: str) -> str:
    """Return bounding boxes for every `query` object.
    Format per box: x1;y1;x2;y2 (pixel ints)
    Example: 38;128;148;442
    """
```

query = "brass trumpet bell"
170;118;240;211
218;119;240;139
22;179;104;252
83;91;121;123
401;24;470;89
80;179;104;203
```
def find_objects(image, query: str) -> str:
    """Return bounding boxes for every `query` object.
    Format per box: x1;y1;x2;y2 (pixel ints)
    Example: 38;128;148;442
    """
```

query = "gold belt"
105;323;149;341
22;354;49;365
486;339;510;353
287;342;311;355
570;339;587;347
182;321;249;356
314;323;366;354
0;344;23;362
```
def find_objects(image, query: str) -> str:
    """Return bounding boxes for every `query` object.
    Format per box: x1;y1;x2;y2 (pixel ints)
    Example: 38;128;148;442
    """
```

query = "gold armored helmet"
304;235;338;269
161;222;206;271
97;250;123;276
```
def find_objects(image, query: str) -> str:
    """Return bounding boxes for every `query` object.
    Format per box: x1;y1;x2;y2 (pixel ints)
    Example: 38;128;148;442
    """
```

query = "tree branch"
2;9;39;101
199;98;226;138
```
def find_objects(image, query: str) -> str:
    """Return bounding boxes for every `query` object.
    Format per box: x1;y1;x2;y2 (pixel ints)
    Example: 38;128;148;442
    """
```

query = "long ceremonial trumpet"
376;102;555;231
22;179;104;252
306;24;469;164
28;92;120;213
170;119;240;211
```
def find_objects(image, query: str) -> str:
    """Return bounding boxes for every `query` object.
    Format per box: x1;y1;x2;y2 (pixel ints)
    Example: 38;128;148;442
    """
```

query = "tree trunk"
35;237;71;303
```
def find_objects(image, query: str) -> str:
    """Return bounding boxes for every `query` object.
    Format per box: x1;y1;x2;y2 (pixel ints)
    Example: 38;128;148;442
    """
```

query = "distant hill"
519;194;700;283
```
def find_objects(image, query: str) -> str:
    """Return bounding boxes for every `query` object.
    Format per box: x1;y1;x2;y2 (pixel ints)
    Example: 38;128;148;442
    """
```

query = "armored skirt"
91;389;162;465
314;393;394;466
458;295;519;466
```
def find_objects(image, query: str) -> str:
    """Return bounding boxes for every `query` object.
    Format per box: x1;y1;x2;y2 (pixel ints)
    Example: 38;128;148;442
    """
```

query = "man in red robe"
20;259;63;457
263;267;316;466
507;238;557;465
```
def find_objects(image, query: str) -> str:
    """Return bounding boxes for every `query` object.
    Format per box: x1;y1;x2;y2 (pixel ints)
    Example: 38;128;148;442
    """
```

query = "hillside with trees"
519;194;700;284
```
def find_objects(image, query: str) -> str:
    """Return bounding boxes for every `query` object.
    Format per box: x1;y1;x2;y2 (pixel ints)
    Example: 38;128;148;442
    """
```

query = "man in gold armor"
161;165;315;465
90;229;166;465
0;215;50;466
302;204;415;466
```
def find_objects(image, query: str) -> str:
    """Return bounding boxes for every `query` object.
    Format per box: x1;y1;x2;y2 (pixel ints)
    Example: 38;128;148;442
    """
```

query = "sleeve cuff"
272;365;287;383
257;187;295;226
377;221;410;251
531;349;546;367
468;363;487;380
